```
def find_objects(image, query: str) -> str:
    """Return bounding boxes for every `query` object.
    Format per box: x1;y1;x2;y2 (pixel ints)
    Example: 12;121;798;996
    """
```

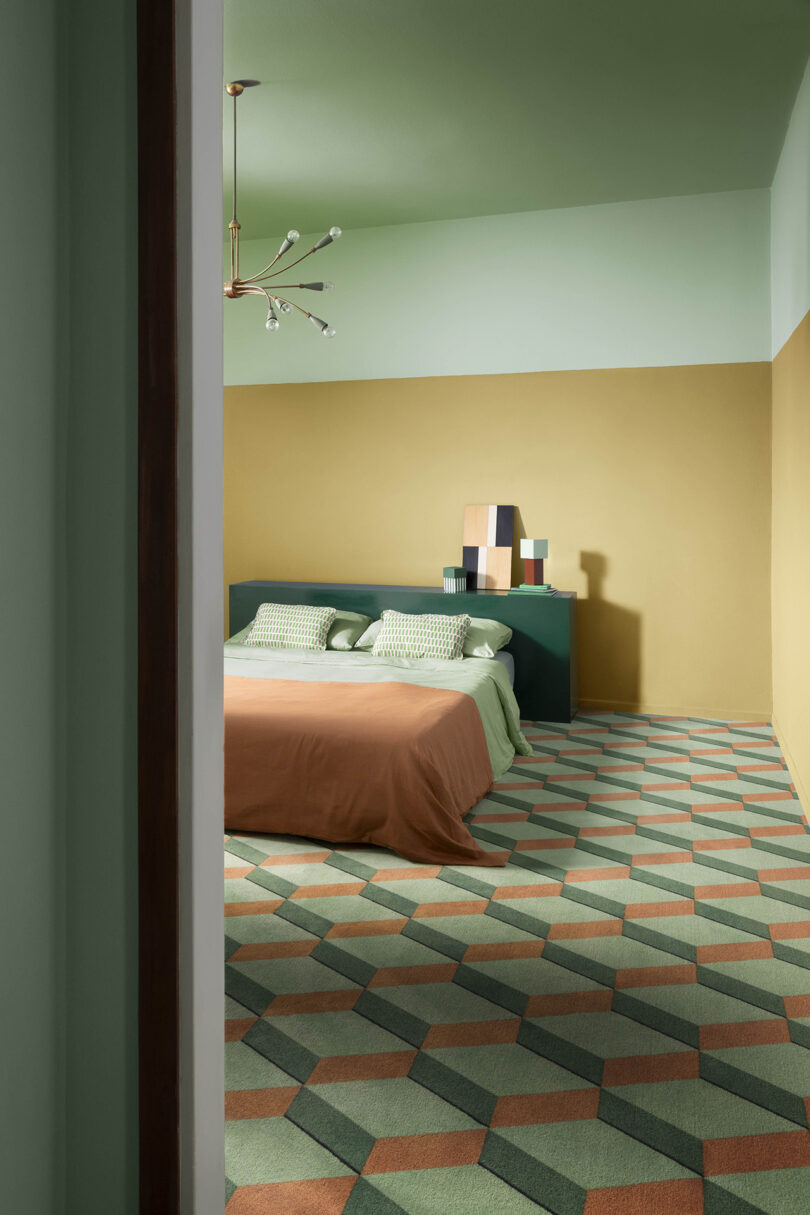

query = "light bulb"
265;315;279;332
322;326;337;339
278;229;300;256
301;281;334;292
309;314;329;334
277;300;293;314
321;280;335;291
329;227;342;239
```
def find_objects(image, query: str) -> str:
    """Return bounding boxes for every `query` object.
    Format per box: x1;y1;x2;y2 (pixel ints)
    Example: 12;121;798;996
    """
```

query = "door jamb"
138;0;225;1210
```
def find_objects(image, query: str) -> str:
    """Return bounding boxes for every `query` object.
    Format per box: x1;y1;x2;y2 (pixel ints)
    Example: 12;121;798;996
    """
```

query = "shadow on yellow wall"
578;551;641;710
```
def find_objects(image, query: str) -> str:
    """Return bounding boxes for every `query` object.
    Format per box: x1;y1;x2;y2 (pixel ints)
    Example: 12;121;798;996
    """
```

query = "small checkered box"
443;566;467;593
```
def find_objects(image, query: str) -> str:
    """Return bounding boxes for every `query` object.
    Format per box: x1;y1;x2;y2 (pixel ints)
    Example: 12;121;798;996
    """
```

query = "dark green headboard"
229;580;577;723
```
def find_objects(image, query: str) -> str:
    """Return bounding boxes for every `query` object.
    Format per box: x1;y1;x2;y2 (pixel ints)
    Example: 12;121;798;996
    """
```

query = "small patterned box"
443;566;467;594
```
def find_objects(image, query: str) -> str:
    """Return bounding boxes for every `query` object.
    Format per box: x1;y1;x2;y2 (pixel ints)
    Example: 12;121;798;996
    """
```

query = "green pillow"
243;602;336;652
227;610;372;652
355;615;512;658
463;617;513;658
371;610;471;661
327;610;373;651
354;618;382;651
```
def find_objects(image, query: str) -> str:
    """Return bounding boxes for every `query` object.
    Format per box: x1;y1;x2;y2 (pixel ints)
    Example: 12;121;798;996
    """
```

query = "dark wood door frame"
138;0;181;1208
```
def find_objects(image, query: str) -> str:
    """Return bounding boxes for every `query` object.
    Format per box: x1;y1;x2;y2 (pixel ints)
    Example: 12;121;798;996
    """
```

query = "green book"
509;585;558;596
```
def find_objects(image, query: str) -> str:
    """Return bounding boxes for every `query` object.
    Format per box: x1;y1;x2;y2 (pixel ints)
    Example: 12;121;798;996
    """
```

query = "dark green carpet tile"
224;712;810;1214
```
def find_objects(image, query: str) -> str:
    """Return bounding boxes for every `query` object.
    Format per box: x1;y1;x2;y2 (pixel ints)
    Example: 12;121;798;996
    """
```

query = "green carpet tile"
224;712;810;1214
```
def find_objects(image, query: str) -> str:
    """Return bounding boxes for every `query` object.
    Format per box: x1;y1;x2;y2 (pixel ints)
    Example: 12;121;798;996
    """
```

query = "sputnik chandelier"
224;80;341;337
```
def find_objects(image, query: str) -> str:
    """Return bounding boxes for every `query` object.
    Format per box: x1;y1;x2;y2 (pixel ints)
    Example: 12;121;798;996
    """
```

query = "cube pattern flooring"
224;712;810;1214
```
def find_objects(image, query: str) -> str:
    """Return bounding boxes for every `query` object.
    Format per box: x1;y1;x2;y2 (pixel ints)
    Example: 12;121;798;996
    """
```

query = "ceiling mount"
225;79;260;96
222;80;342;338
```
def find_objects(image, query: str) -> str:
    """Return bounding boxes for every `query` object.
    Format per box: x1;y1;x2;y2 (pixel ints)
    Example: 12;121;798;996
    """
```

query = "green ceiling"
224;0;810;237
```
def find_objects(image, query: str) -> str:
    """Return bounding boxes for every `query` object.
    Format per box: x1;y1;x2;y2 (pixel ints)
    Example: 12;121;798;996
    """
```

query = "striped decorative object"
243;601;337;651
371;609;471;660
520;537;549;586
443;566;467;593
462;504;514;589
464;503;514;547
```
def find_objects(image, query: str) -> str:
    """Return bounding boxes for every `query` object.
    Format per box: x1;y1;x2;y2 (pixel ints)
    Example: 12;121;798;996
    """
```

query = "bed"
223;626;532;867
224;644;531;866
223;579;578;865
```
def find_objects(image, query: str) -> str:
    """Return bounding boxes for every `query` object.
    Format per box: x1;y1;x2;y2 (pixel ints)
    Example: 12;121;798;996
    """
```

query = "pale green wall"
1;2;61;1210
772;56;810;353
0;1;138;1212
225;188;770;385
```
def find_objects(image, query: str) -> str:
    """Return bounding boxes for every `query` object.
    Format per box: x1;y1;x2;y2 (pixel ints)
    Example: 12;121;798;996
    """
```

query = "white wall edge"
176;0;225;1210
770;55;810;356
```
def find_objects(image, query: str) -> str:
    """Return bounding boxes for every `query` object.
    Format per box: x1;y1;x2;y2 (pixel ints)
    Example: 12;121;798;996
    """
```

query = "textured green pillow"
371;610;471;661
356;614;511;658
243;602;337;652
463;617;513;658
228;611;371;651
327;610;373;651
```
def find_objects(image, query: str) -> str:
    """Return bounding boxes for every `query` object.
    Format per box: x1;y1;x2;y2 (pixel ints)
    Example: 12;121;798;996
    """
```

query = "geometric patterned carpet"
224;712;810;1214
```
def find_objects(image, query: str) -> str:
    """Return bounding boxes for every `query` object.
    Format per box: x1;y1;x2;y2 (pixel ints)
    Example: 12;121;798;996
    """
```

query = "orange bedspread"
224;675;501;865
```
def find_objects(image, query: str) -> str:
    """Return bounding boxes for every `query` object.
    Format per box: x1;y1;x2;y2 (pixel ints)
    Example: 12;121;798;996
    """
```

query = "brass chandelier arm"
256;284;322;291
233;284;313;322
268;293;312;318
234;285;271;300
234;284;309;319
239;237;324;285
250;243;322;283
243;233;335;284
239;253;283;284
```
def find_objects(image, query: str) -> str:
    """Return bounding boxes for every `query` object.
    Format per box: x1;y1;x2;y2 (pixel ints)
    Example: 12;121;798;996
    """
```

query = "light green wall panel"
0;1;139;1212
771;56;810;354
0;1;61;1210
225;188;770;386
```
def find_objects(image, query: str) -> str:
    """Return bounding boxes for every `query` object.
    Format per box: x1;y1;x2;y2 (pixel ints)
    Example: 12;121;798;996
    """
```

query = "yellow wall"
772;310;810;806
225;362;772;718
